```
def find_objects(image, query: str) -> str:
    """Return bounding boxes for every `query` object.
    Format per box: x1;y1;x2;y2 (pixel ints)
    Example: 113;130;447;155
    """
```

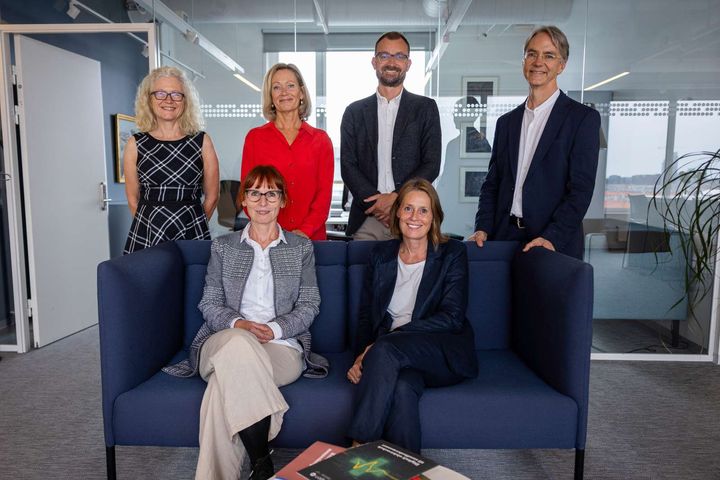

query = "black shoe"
249;453;274;480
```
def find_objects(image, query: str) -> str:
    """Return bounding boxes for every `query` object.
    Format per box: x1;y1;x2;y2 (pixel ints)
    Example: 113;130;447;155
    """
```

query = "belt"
509;215;526;229
139;199;200;207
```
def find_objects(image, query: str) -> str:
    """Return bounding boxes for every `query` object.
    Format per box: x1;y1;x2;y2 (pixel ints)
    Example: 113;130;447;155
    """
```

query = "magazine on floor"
274;441;347;480
297;440;437;480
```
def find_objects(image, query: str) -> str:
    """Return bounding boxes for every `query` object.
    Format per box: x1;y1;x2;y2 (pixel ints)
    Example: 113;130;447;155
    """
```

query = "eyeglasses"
523;51;561;63
150;90;185;101
245;189;283;203
375;52;409;62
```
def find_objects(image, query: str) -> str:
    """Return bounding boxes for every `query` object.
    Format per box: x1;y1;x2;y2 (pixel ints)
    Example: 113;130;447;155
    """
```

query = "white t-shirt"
387;256;426;331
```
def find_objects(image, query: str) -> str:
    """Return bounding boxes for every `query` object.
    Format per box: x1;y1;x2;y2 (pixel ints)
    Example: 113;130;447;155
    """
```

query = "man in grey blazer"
341;31;442;240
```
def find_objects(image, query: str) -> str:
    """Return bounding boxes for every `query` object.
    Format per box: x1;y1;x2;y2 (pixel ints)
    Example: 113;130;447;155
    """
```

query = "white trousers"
195;328;303;480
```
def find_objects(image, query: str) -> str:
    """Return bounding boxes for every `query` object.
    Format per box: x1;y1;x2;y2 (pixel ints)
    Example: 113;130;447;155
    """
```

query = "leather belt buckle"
510;215;526;229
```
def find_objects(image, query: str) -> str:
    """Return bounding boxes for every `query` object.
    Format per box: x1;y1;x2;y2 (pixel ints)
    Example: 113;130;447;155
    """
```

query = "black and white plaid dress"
123;131;210;254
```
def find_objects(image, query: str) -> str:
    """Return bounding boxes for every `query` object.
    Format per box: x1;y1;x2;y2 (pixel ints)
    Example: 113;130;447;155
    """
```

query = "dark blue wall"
0;0;148;203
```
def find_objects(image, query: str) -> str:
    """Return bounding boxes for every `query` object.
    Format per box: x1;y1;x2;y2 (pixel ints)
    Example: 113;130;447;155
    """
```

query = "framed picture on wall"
459;166;488;203
113;113;138;183
460;77;497;159
461;76;498;105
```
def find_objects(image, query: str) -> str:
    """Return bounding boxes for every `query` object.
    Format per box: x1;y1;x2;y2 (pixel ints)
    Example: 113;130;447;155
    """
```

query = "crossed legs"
195;328;302;480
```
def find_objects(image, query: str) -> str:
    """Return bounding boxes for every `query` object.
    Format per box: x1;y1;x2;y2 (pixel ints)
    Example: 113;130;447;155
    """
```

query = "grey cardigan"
163;229;328;378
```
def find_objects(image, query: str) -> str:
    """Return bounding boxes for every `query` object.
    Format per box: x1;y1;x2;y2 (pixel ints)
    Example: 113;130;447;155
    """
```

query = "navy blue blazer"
355;239;478;379
474;91;600;259
340;90;442;235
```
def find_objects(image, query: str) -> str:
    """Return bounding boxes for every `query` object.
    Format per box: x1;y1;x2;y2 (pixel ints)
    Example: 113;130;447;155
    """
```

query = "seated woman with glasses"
163;165;328;480
239;63;334;240
346;178;478;453
123;66;219;254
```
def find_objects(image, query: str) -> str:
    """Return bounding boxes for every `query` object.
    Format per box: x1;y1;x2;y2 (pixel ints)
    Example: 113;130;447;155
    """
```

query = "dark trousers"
347;332;466;453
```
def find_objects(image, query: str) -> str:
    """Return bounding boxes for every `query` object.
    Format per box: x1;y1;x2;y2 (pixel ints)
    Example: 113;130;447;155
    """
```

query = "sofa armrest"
511;248;593;447
97;242;185;446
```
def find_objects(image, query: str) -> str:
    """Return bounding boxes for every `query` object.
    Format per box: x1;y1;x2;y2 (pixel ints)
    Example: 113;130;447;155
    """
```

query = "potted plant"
651;148;720;310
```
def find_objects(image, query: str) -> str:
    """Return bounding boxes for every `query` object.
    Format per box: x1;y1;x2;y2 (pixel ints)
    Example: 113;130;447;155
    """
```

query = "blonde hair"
390;178;448;247
134;66;204;135
261;63;312;121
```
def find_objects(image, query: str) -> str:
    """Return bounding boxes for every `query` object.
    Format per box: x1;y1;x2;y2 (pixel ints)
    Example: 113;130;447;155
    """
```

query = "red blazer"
241;122;334;240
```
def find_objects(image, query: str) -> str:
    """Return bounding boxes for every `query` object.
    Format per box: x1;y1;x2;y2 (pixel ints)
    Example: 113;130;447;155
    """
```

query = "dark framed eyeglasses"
375;52;409;62
245;189;283;203
150;90;185;101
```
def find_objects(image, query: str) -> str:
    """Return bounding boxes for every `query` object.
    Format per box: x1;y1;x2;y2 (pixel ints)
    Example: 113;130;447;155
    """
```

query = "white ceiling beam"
425;0;473;74
313;0;329;35
134;0;245;75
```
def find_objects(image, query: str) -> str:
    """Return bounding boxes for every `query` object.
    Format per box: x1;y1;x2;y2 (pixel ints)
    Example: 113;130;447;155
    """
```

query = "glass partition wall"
151;0;720;360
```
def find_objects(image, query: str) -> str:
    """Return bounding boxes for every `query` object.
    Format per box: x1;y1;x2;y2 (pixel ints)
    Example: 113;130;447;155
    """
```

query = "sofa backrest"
176;240;212;351
348;241;518;352
309;242;347;353
465;241;518;349
174;239;518;354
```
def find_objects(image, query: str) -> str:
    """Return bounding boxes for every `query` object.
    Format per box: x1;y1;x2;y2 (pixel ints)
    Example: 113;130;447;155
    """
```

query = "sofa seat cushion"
113;351;357;448
114;368;206;447
273;351;356;447
113;350;577;450
420;349;578;449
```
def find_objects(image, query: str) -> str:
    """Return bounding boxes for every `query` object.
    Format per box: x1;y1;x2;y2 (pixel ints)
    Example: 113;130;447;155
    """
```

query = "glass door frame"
0;23;157;353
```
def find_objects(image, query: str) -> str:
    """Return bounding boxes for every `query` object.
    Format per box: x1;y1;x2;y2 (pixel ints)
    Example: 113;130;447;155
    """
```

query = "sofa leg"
106;446;117;480
574;449;585;480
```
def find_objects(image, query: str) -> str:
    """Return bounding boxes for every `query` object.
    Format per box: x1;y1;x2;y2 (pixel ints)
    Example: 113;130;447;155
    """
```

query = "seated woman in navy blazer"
346;178;478;452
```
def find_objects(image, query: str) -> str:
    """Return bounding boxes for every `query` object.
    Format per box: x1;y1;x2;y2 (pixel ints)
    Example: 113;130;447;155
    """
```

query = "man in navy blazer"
471;26;600;259
341;32;441;240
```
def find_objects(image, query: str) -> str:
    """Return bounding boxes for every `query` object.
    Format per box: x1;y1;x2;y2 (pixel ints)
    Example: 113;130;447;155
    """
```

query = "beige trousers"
353;216;394;241
195;328;303;480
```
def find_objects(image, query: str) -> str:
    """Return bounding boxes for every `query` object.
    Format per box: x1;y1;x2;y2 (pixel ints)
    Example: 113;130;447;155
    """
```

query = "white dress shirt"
376;89;402;193
387;257;425;331
511;88;561;217
230;225;302;352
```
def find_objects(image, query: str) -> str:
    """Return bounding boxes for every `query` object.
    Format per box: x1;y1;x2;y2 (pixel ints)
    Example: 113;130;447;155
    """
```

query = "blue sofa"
97;240;593;479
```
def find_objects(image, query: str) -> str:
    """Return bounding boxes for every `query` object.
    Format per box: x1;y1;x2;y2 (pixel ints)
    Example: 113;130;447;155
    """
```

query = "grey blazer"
163;229;328;378
340;89;442;235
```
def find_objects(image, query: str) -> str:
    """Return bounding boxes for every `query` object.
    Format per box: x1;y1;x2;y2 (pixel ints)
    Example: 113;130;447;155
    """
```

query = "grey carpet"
1;326;719;479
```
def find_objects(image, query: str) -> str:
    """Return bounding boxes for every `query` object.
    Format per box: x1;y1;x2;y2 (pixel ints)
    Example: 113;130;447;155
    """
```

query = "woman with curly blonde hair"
124;66;219;253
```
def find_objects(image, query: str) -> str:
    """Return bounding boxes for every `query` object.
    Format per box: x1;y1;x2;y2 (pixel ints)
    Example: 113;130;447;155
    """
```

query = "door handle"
1;172;10;181
100;182;112;210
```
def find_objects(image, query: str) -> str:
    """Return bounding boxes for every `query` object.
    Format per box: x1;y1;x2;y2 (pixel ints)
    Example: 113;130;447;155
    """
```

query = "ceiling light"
134;0;256;91
584;71;630;91
233;73;261;92
66;1;81;19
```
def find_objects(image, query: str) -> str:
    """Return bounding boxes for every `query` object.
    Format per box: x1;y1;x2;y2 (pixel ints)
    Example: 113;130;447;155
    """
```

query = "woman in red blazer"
240;63;334;240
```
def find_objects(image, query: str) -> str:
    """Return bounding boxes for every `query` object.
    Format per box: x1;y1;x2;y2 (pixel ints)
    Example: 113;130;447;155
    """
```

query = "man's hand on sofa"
469;230;488;247
522;236;555;253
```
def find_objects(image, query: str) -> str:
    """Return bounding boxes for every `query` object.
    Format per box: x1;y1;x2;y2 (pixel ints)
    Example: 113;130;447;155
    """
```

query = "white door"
15;35;110;347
